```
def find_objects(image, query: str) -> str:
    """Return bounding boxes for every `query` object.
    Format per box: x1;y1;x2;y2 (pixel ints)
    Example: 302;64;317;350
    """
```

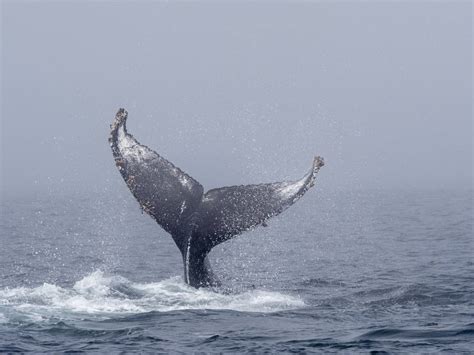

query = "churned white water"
0;270;305;322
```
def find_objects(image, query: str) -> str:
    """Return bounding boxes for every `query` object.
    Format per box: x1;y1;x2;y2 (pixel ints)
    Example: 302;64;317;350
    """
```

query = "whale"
109;108;324;288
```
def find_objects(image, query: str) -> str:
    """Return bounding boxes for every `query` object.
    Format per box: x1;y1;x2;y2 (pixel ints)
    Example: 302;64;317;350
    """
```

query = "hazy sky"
1;1;472;197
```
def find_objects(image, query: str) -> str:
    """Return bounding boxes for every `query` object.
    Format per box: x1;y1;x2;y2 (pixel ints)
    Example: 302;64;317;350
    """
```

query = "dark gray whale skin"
109;108;324;288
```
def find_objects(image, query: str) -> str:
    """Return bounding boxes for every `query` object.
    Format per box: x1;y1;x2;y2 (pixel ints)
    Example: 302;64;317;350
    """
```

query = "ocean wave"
0;312;7;324
356;283;470;307
359;324;474;339
0;270;305;322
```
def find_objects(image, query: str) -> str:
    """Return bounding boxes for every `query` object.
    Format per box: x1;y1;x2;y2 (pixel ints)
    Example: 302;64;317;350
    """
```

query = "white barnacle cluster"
276;177;306;199
117;127;155;163
166;165;193;191
178;174;194;191
179;201;187;216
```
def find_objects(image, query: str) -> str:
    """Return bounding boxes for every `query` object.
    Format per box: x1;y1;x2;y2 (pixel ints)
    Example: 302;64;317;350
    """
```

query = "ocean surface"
0;189;472;353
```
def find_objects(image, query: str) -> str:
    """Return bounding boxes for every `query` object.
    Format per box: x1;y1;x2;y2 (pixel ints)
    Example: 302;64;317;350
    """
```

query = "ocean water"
0;189;472;353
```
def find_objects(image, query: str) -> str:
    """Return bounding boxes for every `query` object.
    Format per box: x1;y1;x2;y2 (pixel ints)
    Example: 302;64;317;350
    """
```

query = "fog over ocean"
1;1;472;353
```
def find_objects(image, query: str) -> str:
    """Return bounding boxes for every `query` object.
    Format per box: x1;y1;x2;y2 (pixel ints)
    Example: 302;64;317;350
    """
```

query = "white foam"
0;271;305;320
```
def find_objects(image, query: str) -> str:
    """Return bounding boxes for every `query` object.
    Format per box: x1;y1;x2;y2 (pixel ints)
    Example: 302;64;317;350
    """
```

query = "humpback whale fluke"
109;108;324;288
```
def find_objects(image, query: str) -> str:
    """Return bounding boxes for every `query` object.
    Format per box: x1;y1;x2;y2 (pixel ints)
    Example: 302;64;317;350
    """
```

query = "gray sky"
1;1;472;197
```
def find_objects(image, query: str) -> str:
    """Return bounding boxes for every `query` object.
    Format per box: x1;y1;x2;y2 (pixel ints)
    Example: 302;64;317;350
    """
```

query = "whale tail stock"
109;108;324;288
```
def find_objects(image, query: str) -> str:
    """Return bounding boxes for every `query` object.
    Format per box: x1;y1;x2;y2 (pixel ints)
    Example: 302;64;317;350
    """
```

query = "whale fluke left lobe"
109;108;204;248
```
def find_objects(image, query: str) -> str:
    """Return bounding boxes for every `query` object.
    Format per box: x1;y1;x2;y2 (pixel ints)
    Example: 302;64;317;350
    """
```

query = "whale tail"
110;109;324;288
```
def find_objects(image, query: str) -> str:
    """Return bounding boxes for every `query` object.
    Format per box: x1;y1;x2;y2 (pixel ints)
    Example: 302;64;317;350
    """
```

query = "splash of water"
0;270;305;323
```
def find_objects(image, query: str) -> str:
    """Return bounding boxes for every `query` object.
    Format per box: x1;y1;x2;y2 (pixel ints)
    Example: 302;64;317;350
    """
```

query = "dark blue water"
1;189;472;353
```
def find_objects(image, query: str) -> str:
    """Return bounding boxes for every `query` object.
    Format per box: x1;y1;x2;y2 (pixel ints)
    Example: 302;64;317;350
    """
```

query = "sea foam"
0;270;305;322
